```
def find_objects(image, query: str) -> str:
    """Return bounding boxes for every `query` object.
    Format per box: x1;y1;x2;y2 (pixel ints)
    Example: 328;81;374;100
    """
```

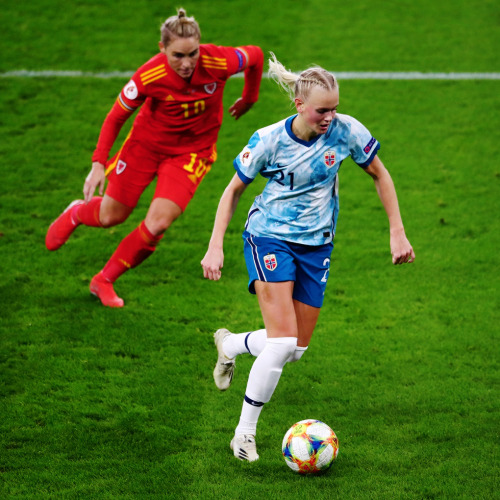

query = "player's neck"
291;116;318;142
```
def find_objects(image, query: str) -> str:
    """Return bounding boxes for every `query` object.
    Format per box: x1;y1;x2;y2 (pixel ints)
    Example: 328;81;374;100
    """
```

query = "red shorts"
105;136;217;211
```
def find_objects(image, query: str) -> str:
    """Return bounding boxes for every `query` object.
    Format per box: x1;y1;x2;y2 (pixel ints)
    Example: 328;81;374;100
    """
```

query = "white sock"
235;337;297;436
233;400;264;436
288;345;308;363
223;329;267;359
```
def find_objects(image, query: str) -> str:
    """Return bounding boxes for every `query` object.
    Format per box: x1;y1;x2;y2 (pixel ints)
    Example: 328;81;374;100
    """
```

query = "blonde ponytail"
268;52;338;102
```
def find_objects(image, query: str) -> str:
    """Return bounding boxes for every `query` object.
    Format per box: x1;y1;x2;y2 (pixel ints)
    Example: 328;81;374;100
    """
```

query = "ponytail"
268;52;338;102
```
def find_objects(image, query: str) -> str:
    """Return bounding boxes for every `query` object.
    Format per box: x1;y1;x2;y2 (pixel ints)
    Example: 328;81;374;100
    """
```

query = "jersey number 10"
181;100;206;118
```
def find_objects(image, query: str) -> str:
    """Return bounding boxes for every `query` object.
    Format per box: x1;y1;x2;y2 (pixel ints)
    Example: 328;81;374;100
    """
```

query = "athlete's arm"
83;99;137;201
92;100;135;165
364;155;415;265
229;45;264;120
201;174;249;280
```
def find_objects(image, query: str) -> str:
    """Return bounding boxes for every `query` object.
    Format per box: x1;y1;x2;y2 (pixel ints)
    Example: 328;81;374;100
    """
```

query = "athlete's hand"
83;162;106;203
229;98;254;120
201;247;224;280
390;228;415;265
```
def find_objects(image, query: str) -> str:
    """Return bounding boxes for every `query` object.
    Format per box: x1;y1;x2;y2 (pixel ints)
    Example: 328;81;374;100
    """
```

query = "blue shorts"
243;231;334;308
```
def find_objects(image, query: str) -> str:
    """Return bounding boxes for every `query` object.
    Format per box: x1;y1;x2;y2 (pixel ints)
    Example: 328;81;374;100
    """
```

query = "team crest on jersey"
116;160;127;175
324;150;336;167
241;147;252;167
263;253;278;271
204;82;217;94
123;80;138;100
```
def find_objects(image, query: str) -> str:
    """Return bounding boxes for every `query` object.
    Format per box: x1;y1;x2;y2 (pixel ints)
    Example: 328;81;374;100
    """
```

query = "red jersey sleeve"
235;45;264;103
204;44;264;104
91;76;146;164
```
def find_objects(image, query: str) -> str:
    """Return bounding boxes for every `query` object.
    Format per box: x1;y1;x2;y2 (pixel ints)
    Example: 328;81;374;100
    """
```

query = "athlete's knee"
265;337;297;364
99;210;129;227
146;216;175;235
145;201;182;235
98;200;132;227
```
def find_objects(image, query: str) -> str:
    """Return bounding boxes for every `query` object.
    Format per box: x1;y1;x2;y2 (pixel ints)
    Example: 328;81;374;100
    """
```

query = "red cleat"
90;272;124;308
46;200;84;251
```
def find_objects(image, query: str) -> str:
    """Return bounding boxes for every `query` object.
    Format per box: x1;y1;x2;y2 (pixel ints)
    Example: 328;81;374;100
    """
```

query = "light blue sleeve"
348;117;381;168
233;131;269;184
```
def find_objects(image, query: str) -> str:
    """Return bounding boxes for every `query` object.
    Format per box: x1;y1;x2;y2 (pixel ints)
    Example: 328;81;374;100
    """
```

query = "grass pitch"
1;0;499;498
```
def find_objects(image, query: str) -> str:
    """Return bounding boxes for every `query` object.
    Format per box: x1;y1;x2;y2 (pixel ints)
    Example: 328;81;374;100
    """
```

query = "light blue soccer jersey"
234;113;380;246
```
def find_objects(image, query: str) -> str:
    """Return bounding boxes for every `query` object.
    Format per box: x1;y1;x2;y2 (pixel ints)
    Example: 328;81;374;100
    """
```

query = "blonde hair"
160;8;201;46
268;52;338;101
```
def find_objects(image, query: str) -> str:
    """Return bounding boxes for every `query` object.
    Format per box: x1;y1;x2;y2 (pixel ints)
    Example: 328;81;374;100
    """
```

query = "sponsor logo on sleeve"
241;147;252;167
363;137;376;154
324;150;336;167
123;80;138;100
263;253;277;271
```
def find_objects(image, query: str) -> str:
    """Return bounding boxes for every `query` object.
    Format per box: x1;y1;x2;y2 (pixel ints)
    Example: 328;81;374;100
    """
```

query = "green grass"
1;0;499;498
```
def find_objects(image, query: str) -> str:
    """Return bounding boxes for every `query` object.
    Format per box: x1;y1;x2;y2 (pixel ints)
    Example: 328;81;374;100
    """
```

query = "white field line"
1;70;500;80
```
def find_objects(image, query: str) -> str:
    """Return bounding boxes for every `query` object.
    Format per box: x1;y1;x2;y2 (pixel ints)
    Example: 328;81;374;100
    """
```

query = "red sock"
73;197;103;227
101;221;163;283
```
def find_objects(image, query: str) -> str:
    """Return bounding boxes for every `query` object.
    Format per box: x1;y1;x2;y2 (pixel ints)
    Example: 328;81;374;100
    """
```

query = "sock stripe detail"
139;221;163;246
244;395;264;407
244;332;253;355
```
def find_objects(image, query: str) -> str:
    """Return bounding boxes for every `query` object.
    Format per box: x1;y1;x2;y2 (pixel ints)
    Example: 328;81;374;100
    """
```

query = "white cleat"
213;328;235;391
230;434;259;462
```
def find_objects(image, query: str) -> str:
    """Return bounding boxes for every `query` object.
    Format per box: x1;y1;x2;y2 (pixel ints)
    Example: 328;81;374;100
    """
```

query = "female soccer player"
201;54;415;461
46;8;263;307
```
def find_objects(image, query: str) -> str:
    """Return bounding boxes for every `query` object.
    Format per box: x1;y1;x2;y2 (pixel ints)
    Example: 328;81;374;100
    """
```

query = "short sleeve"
348;117;381;168
233;131;268;184
117;73;147;112
203;45;247;78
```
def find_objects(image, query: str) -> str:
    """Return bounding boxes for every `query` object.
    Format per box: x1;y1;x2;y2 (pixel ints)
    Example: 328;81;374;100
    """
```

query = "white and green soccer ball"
282;419;339;474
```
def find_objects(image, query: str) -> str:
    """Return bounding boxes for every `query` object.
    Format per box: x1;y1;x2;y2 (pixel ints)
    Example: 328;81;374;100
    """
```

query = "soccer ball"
282;419;339;474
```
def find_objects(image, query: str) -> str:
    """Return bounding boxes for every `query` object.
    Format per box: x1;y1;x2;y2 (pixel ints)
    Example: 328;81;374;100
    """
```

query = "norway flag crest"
264;253;278;271
324;150;336;168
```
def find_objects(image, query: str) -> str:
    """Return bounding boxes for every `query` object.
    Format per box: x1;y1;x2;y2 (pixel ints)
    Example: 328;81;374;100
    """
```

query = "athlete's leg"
143;197;183;236
221;300;319;364
255;280;298;339
100;197;181;281
294;298;321;347
221;329;267;359
284;299;321;362
232;281;298;460
91;198;182;307
45;195;132;251
95;195;133;227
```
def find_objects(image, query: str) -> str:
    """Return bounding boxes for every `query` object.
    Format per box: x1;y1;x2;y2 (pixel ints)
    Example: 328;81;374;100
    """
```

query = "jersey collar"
285;115;323;147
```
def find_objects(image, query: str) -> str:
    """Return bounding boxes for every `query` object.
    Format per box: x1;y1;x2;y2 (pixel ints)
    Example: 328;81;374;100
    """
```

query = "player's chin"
318;124;330;134
178;69;194;79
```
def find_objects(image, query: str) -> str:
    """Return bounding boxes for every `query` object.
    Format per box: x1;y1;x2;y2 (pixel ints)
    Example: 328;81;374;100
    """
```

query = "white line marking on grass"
0;70;134;79
1;70;500;80
335;72;500;80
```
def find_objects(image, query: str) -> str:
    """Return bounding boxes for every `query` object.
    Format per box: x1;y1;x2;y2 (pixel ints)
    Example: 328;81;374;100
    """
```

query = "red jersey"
93;44;263;163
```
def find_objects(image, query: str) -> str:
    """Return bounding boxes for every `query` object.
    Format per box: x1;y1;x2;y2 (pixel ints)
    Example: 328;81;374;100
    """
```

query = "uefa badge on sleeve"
241;146;252;167
264;253;277;271
123;80;138;100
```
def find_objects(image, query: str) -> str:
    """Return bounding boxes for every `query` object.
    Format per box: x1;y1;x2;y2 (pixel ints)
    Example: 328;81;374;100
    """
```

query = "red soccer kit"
92;44;263;210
